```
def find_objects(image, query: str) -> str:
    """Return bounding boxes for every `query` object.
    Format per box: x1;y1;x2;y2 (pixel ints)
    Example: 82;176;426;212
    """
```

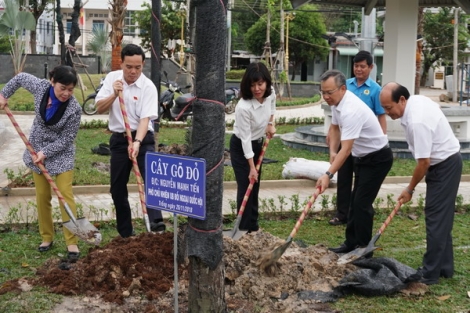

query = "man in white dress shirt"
96;44;165;237
380;82;462;285
316;69;393;255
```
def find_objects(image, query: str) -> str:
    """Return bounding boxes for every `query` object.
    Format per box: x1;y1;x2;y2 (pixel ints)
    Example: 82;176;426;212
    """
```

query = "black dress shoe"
67;251;80;263
150;221;166;232
328;243;354;254
405;267;439;285
38;241;53;252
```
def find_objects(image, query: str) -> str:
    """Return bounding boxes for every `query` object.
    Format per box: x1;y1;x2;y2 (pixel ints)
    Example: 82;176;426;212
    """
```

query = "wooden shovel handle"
117;92;148;221
3;105;76;223
377;201;403;236
237;137;270;217
288;186;322;239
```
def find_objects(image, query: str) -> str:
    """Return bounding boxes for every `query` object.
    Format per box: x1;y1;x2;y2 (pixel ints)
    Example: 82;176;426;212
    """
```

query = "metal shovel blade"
259;238;293;271
337;234;381;265
63;218;102;246
336;245;377;265
222;228;248;241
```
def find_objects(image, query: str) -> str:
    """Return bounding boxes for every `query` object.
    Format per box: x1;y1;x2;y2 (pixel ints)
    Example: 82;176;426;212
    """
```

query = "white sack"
282;157;337;183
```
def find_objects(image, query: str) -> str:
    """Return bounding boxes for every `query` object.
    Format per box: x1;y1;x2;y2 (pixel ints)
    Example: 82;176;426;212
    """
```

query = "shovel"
118;91;151;232
258;186;322;274
223;137;270;240
337;201;403;265
3;106;101;245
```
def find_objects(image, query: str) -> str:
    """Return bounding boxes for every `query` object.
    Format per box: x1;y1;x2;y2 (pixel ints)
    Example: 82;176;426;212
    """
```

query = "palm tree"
108;0;127;71
88;26;111;73
0;0;36;74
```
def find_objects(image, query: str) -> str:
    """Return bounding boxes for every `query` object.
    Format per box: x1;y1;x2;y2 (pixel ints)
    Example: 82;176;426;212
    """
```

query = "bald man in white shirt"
380;82;462;285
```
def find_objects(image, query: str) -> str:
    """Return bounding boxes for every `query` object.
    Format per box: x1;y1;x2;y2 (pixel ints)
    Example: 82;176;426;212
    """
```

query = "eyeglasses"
320;87;340;96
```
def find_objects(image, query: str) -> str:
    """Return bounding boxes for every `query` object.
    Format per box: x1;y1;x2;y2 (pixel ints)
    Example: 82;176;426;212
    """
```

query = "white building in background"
0;0;148;55
36;7;55;54
52;0;149;56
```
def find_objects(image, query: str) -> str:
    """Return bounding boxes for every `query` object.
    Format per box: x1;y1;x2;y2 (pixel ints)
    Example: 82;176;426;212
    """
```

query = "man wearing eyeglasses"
316;69;393;256
328;50;387;227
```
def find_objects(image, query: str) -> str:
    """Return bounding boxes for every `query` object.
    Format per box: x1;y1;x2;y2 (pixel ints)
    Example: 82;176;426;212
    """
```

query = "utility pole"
360;8;378;82
285;12;294;99
453;7;459;103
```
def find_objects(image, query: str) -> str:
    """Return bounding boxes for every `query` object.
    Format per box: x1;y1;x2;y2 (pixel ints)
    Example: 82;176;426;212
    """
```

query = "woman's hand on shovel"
33;151;47;164
0;94;8;109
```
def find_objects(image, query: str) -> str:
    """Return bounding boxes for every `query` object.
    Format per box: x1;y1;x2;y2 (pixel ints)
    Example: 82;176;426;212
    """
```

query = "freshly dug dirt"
26;229;358;312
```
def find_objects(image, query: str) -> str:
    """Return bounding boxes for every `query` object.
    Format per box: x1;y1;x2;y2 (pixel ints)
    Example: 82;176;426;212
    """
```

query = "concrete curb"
5;175;470;197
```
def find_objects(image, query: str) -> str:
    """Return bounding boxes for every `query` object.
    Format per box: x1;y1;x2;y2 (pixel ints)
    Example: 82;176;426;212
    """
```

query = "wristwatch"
325;171;334;179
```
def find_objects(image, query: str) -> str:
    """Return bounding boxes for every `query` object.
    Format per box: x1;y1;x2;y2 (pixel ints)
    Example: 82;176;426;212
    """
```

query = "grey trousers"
422;152;462;280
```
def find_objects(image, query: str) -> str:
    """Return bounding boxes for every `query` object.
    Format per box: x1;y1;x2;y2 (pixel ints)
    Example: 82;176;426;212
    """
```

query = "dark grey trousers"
335;151;354;221
422;152;462;280
345;146;393;247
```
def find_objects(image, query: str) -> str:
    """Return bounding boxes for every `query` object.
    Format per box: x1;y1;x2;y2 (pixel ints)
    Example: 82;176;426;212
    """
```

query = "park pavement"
1;87;470;223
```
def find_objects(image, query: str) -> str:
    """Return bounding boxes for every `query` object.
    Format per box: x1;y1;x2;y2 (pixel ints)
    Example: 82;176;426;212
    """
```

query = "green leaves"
0;0;36;73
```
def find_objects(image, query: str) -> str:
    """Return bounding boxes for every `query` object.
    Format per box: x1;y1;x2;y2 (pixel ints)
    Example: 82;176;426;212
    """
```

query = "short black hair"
239;62;273;100
48;65;78;86
389;83;411;102
319;69;346;88
353;50;373;66
121;44;145;62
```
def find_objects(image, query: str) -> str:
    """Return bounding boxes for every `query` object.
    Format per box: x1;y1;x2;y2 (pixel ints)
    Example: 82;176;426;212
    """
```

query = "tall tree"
230;0;266;51
0;0;36;73
245;4;329;80
420;7;470;86
186;0;227;311
133;1;185;57
24;0;52;54
56;0;66;64
319;4;362;33
87;26;111;73
65;0;81;67
109;0;127;71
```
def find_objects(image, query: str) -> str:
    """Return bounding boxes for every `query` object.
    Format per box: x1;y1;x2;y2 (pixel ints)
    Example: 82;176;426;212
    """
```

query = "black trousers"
110;131;163;237
422;152;462;280
344;146;393;248
230;134;263;231
335;150;354;221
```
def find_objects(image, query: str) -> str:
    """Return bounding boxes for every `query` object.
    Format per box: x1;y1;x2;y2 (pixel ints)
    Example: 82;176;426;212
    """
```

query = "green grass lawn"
5;123;470;187
1;83;470;312
0;74;320;111
1;207;469;312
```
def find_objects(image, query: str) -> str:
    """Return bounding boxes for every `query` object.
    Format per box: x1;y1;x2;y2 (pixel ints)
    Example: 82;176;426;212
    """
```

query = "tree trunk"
56;0;66;65
68;0;81;47
188;257;225;312
186;0;227;311
111;45;122;71
109;0;127;71
151;0;162;145
30;30;37;54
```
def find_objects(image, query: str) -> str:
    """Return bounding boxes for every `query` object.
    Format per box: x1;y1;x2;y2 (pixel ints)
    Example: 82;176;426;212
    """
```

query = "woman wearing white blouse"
230;62;276;232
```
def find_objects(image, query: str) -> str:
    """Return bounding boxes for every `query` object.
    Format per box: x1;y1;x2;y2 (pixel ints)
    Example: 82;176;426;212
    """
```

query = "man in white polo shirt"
316;69;393;255
380;82;462;285
96;44;165;237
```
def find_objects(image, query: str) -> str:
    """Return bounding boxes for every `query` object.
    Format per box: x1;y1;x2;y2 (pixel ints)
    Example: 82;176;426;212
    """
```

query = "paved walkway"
0;87;468;223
